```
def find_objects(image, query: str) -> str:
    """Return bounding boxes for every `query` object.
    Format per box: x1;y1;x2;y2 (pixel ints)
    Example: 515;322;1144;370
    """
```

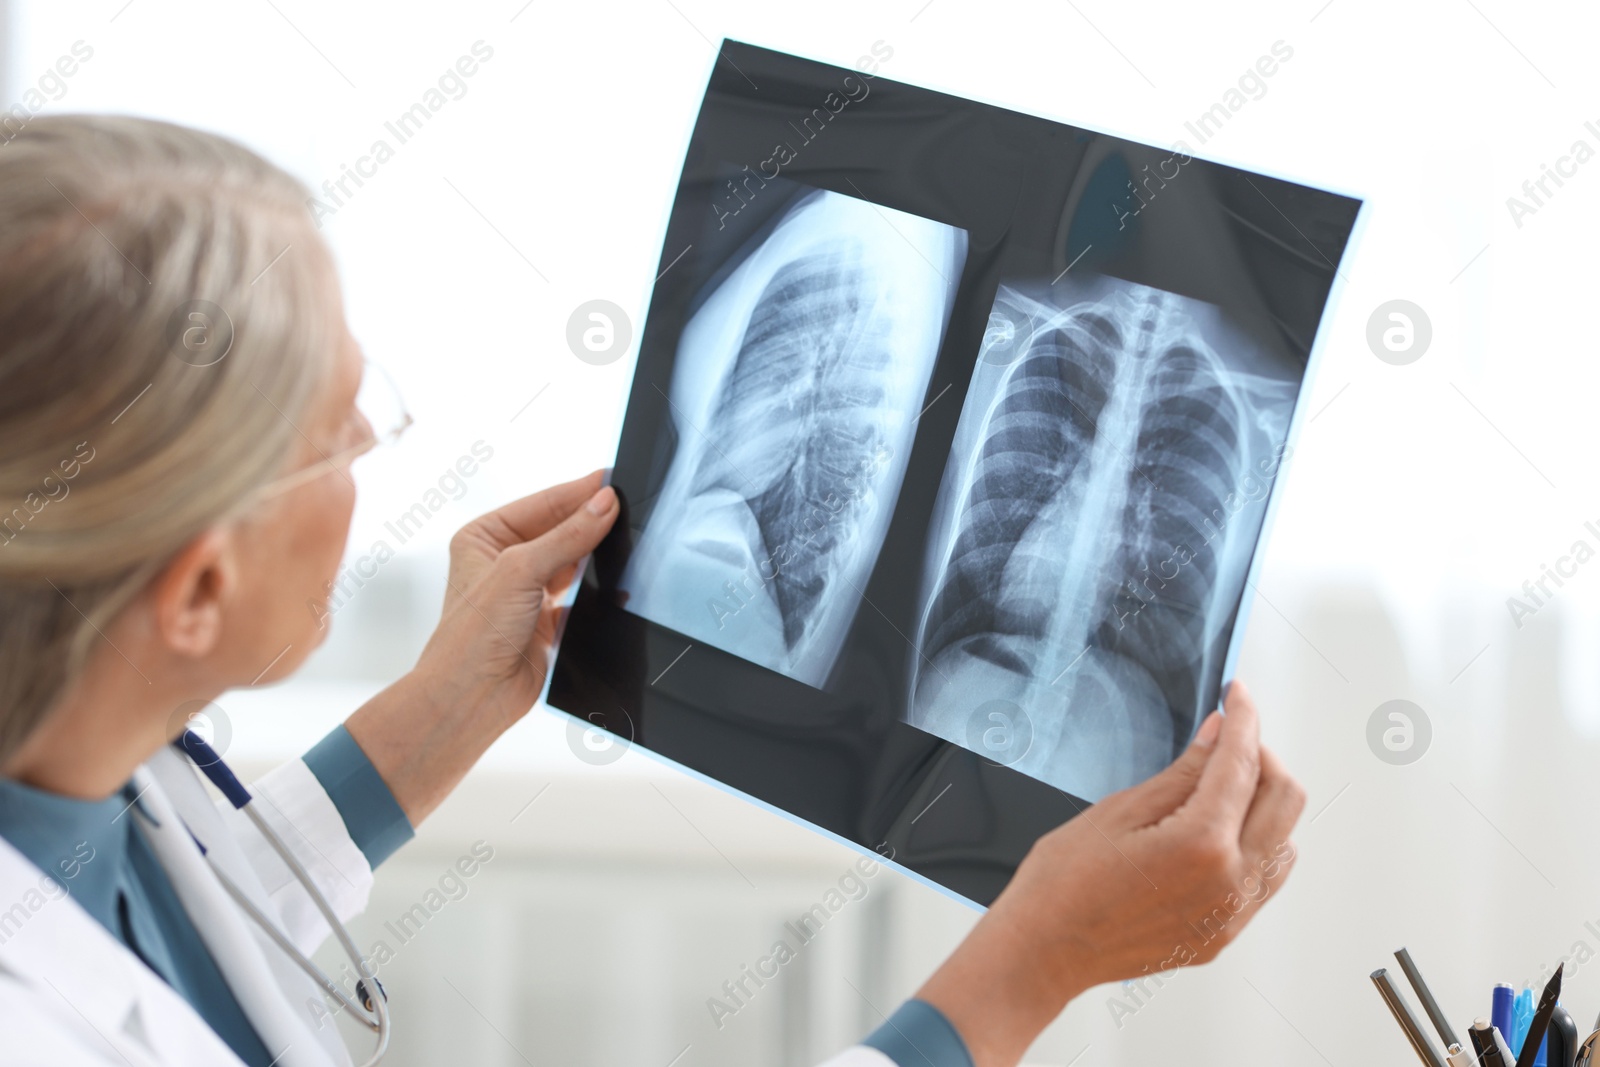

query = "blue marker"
1492;984;1515;1050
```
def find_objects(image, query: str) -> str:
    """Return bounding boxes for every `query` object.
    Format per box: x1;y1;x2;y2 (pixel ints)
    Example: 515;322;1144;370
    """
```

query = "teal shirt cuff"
861;999;974;1067
302;725;413;868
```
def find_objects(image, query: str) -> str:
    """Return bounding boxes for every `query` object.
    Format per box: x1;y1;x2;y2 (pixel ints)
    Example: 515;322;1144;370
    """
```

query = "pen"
1397;947;1461;1050
1476;1018;1517;1067
1475;1022;1500;1064
1516;964;1563;1067
1373;968;1449;1067
1497;985;1518;1047
1503;1029;1527;1065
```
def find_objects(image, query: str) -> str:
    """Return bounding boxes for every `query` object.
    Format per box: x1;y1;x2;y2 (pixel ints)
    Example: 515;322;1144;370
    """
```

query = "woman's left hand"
426;469;618;708
345;470;619;824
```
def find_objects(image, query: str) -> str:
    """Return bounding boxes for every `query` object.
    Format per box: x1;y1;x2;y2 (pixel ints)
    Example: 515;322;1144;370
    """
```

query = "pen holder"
1369;948;1587;1067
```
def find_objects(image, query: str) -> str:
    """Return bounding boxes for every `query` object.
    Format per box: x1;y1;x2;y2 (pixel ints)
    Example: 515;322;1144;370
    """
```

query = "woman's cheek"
292;474;359;633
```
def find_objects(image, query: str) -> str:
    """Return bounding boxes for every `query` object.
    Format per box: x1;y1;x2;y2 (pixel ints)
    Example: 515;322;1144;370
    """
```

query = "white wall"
7;1;1600;1063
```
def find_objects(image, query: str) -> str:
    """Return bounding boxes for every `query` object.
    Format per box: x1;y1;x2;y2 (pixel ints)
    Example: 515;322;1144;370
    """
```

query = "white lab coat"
0;749;893;1066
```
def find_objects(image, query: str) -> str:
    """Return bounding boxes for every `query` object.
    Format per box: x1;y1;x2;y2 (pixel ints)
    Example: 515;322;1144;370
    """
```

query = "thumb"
1100;710;1221;828
487;485;619;601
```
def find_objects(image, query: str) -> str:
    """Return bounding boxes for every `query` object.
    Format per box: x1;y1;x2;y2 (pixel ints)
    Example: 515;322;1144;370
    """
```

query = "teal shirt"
863;1000;974;1066
0;725;413;1067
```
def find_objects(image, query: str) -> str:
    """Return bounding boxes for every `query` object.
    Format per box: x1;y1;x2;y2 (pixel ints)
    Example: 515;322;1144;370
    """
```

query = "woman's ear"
150;527;237;658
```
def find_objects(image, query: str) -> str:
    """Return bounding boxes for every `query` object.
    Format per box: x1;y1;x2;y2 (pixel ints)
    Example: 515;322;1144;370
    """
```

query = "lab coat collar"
0;827;246;1065
0;828;141;1030
0;764;250;1066
0;751;355;1067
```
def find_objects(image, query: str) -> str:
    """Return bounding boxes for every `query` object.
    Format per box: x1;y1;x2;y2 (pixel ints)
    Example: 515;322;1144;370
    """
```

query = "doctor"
0;115;1306;1067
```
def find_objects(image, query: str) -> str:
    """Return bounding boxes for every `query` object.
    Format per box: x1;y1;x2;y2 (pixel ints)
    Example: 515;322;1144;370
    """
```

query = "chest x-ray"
910;276;1296;800
620;187;968;686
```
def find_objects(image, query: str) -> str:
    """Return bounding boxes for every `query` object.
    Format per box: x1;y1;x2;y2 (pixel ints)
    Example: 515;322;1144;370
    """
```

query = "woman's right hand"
916;681;1305;1067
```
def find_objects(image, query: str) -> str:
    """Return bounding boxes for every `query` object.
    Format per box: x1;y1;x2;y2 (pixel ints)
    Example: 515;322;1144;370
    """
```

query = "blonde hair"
0;114;341;764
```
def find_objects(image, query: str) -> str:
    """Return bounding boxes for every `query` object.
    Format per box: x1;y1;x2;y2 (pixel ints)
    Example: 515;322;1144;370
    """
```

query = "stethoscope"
173;730;392;1066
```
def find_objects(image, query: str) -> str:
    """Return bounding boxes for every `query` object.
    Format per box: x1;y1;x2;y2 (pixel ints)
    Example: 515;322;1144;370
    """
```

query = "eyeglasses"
257;358;413;499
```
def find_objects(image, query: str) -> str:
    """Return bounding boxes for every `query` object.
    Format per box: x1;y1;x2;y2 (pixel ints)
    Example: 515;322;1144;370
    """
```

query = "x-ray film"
910;276;1296;801
549;41;1362;906
620;187;967;686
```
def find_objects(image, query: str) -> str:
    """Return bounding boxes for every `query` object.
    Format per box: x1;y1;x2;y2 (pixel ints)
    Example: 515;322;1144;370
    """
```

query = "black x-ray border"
549;40;1362;907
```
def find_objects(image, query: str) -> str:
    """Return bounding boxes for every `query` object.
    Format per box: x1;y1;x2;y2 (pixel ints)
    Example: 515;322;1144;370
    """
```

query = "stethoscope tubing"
175;730;391;1065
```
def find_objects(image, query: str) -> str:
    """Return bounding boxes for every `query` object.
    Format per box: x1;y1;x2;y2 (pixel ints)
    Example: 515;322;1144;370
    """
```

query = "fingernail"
585;486;616;516
1193;711;1222;748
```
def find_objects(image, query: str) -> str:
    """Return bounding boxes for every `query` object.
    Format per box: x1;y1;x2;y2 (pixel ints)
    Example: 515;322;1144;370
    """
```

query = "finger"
492;485;618;593
1238;744;1306;864
1100;710;1221;828
532;598;567;650
537;569;579;628
544;558;583;598
1184;679;1262;831
478;554;586;642
1220;829;1301;945
465;470;607;551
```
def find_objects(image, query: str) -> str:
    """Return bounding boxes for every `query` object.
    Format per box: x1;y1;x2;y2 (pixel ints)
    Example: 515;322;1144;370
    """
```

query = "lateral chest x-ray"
550;41;1361;905
619;188;967;687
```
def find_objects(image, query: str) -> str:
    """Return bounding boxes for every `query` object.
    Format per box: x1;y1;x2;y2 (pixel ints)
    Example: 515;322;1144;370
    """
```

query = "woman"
0;115;1305;1067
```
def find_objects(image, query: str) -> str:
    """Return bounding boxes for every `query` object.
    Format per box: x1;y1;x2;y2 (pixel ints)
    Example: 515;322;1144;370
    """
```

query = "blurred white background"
6;0;1600;1063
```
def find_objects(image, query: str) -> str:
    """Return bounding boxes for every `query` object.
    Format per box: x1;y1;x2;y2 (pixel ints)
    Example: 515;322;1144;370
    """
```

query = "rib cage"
618;186;967;689
1095;343;1241;706
919;311;1117;674
689;249;894;647
911;280;1293;800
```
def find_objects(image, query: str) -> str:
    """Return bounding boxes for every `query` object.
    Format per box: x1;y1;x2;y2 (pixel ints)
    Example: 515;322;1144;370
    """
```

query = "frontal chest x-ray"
910;276;1296;800
620;186;967;687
